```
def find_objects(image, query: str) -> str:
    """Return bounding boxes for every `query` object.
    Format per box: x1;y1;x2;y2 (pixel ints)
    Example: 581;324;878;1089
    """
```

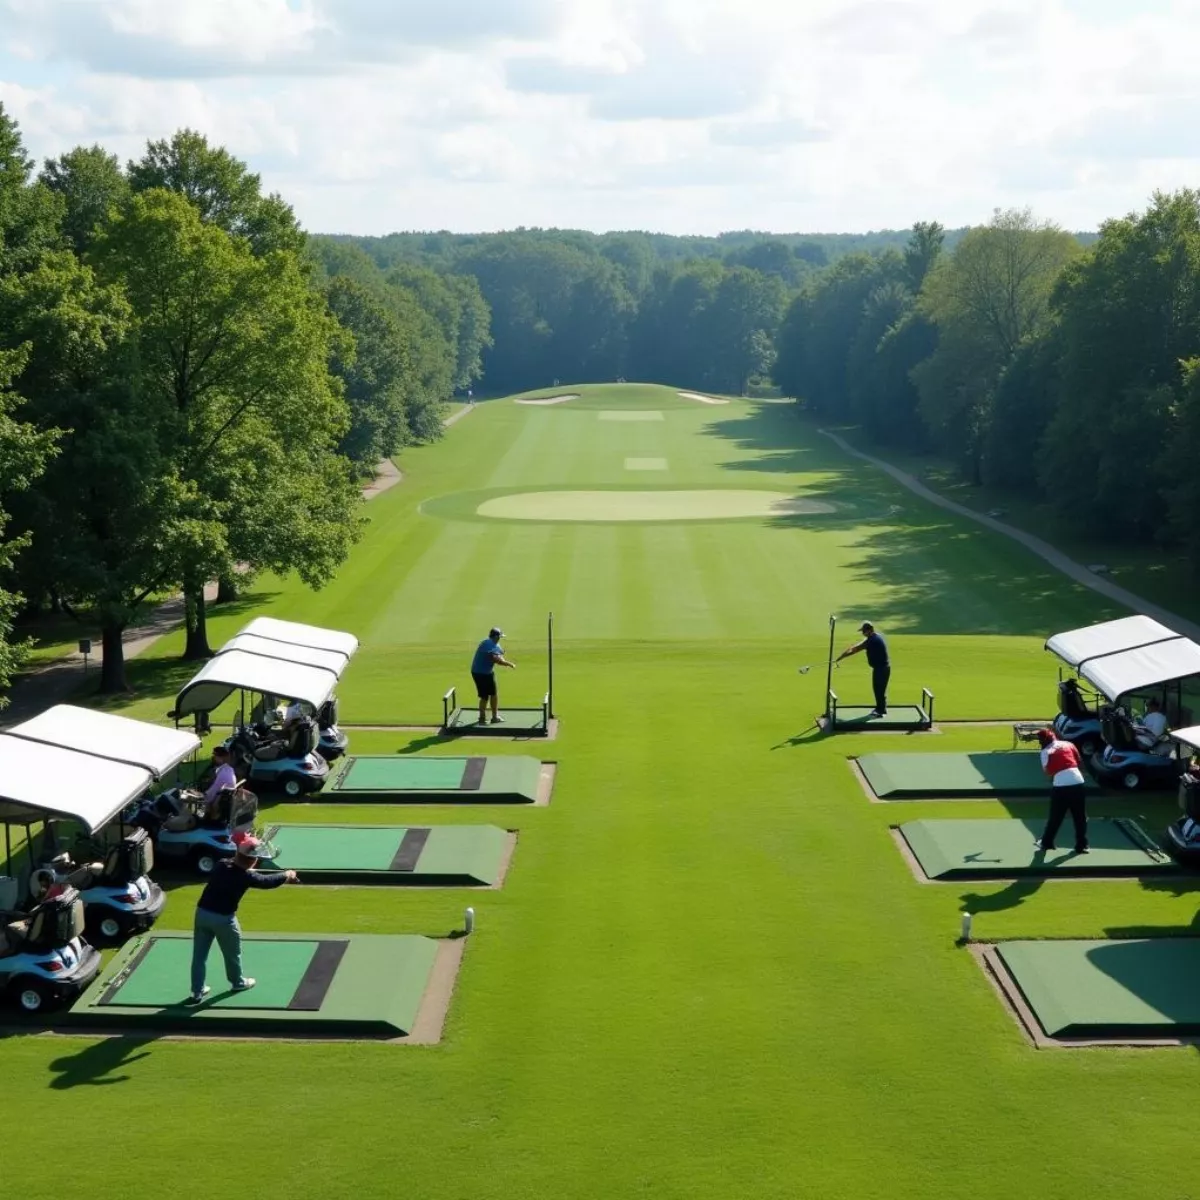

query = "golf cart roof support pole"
825;614;837;722
548;610;555;720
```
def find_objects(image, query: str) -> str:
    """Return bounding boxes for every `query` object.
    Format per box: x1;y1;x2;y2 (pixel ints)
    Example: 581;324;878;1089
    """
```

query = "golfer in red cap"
186;836;298;1005
1034;728;1089;853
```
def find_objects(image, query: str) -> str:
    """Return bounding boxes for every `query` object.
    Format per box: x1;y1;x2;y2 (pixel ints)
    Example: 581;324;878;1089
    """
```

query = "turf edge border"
970;942;1200;1050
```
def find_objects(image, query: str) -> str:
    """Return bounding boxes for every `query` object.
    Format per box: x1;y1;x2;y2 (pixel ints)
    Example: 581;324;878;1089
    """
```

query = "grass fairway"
8;382;1199;1200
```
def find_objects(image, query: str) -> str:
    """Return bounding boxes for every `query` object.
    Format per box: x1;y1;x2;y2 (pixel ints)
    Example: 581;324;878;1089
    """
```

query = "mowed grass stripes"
14;383;1198;1200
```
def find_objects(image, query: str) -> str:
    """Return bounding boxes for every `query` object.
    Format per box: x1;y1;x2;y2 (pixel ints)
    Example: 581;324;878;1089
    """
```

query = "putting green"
475;490;837;523
899;817;1173;879
859;751;1098;799
262;823;511;885
996;939;1200;1038
325;754;544;803
65;933;439;1037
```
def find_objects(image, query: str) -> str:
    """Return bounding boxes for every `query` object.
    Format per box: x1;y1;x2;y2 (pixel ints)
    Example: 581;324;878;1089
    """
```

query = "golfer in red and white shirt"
1034;728;1089;853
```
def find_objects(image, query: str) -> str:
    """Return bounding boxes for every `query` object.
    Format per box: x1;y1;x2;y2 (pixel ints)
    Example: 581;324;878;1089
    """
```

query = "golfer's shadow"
960;874;1048;914
47;1035;158;1089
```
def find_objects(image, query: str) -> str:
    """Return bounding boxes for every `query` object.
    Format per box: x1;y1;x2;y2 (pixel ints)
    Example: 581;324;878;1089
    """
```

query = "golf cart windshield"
219;633;349;677
236;617;358;660
173;650;337;718
6;705;200;776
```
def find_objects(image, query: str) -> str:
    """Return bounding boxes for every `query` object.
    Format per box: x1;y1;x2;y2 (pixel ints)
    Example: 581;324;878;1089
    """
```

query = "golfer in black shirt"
836;621;890;717
186;836;297;1005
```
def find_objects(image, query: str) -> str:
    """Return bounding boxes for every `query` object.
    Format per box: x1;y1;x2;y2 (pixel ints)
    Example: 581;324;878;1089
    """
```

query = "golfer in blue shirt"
471;627;516;725
836;621;890;717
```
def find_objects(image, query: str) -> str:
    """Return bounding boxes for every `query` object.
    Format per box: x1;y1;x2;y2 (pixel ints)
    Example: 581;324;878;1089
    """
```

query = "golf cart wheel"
1078;736;1102;758
194;851;219;875
16;979;49;1013
98;915;126;941
282;775;304;798
1121;770;1142;791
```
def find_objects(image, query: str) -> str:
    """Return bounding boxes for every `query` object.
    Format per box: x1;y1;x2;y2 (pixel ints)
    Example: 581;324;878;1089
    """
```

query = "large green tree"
90;189;361;670
40;145;129;255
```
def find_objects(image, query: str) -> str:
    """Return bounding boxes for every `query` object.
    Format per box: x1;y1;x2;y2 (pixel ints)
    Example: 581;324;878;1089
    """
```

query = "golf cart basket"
1181;773;1200;820
318;697;338;730
1100;707;1138;752
111;828;154;880
206;786;258;831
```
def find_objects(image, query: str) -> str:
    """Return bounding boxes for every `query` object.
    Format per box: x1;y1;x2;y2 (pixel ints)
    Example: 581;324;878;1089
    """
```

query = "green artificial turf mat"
334;756;469;790
99;936;326;1009
324;754;542;803
832;704;930;730
262;823;511;885
66;933;440;1037
444;706;548;734
859;751;1099;798
899;817;1174;879
996;939;1200;1038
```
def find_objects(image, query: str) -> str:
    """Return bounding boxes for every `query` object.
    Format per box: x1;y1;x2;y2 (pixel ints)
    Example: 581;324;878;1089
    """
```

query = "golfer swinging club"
471;626;516;726
1034;728;1089;854
835;621;890;717
186;836;298;1005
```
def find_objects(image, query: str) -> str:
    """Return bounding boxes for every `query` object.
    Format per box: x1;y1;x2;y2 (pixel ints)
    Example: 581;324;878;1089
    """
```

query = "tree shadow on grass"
47;1035;159;1089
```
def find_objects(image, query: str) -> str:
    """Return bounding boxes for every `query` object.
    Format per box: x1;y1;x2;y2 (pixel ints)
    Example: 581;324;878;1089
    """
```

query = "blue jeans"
192;907;245;994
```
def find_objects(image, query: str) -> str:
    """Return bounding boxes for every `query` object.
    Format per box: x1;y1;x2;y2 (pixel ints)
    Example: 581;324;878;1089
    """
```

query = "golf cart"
125;779;258;874
1164;726;1200;864
0;882;99;1014
1045;616;1200;787
0;705;200;942
172;649;336;797
1046;616;1184;755
217;617;358;761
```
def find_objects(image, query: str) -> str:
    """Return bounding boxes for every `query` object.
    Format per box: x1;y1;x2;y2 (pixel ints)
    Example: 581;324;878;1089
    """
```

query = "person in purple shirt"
185;836;298;1005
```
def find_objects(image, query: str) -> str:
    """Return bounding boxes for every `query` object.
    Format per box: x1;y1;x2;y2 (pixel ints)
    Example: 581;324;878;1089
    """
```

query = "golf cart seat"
0;888;83;956
1058;679;1093;722
0;919;30;956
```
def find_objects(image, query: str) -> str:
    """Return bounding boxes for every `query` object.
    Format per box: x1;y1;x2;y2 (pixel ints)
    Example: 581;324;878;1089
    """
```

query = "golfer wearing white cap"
470;627;516;726
186;836;298;1005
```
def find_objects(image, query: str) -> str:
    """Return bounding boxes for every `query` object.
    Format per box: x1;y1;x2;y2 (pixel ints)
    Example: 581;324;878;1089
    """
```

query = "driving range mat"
63;932;439;1038
829;704;931;731
324;754;543;803
261;823;513;885
443;706;551;737
992;939;1200;1041
859;751;1099;799
898;817;1174;880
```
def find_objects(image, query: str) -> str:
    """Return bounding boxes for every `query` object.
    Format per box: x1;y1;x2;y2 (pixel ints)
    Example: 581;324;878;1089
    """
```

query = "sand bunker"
476;490;836;522
678;391;730;405
515;394;580;406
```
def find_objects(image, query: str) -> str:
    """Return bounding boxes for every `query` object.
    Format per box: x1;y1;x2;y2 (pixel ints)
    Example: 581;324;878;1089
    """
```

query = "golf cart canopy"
236;617;358;661
219;633;348;678
6;705;200;777
1078;639;1200;702
1172;727;1200;754
1046;616;1180;668
173;649;337;718
0;736;159;833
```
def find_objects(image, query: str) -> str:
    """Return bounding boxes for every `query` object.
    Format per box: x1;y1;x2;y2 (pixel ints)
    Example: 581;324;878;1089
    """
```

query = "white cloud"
1;0;1200;234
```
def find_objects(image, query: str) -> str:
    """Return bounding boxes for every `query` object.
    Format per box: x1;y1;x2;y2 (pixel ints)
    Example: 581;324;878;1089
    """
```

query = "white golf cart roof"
1080;639;1200;702
6;705;200;777
0;738;161;833
237;617;358;660
1173;726;1200;753
1045;616;1180;667
220;633;348;678
173;649;337;718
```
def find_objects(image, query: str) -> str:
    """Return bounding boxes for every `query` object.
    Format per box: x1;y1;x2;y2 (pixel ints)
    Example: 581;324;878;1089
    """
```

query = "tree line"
0;107;487;701
772;198;1200;563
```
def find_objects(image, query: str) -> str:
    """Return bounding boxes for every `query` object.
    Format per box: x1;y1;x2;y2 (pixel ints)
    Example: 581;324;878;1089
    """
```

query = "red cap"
1036;728;1055;745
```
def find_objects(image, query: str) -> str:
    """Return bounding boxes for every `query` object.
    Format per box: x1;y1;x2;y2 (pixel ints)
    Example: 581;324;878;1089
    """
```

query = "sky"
0;0;1196;237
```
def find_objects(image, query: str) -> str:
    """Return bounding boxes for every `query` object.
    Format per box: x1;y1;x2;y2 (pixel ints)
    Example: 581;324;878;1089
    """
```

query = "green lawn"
6;382;1199;1200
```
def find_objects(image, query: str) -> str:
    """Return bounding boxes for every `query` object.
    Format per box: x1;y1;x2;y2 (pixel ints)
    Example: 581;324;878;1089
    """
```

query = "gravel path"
820;428;1200;641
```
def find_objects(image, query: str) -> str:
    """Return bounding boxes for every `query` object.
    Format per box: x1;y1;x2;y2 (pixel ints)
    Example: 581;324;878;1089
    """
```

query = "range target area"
63;933;446;1039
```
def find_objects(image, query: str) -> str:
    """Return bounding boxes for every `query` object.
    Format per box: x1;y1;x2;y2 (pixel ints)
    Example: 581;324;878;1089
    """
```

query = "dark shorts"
472;672;497;700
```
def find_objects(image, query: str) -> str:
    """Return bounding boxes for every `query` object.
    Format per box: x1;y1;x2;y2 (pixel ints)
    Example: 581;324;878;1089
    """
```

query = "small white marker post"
464;906;475;935
960;912;973;942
